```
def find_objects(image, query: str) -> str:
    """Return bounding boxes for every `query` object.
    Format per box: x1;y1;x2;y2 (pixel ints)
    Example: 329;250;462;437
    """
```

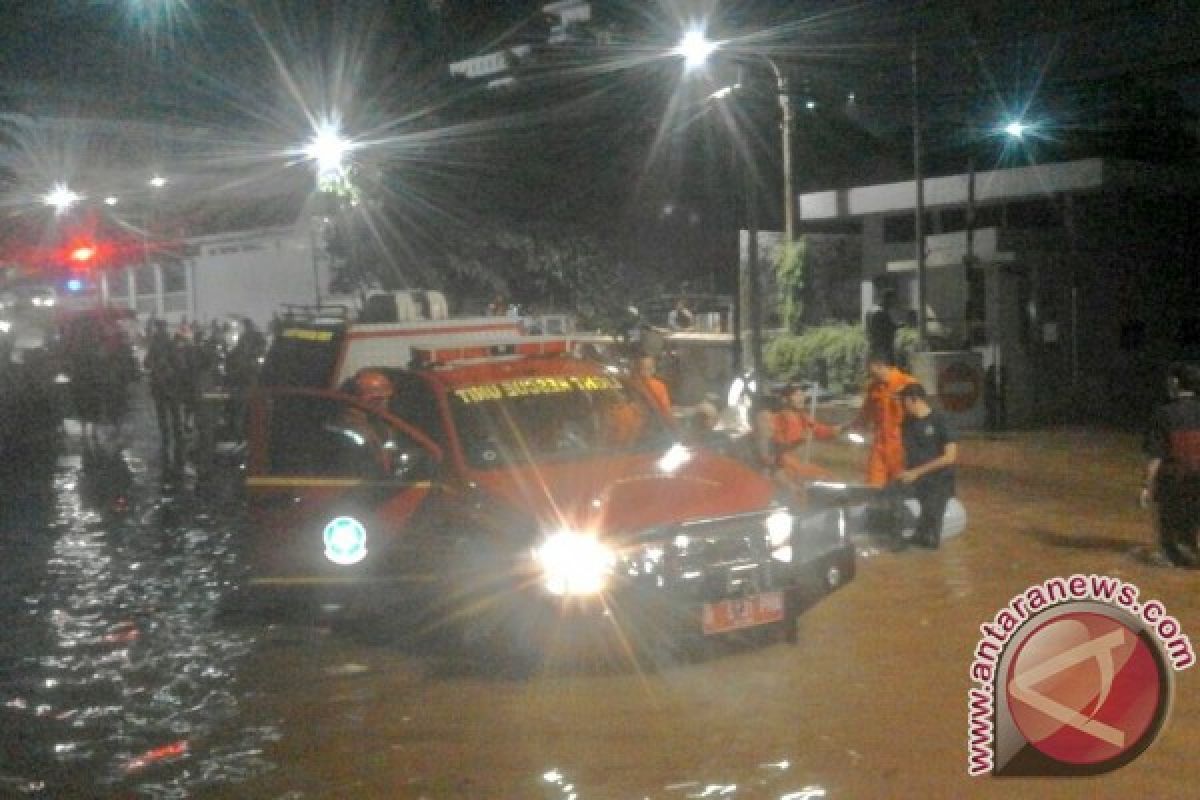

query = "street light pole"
735;57;794;382
769;59;795;245
746;173;763;382
911;39;927;351
676;33;795;383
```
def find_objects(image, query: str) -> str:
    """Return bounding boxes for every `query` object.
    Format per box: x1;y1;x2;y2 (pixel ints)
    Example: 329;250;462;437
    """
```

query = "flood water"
2;387;1197;798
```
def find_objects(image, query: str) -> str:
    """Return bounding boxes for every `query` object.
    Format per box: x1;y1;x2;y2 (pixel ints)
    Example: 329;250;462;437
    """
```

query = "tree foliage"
433;221;651;328
774;238;806;333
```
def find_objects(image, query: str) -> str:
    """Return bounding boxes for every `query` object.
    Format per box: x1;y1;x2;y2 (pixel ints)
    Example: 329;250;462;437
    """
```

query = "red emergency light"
70;245;98;263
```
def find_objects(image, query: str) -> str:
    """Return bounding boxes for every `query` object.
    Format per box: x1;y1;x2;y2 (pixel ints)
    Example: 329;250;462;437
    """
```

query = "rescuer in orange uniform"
757;383;837;489
604;354;672;445
845;353;919;486
632;353;671;417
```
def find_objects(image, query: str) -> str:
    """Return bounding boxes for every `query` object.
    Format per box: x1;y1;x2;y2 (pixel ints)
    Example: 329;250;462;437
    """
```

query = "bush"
766;324;921;390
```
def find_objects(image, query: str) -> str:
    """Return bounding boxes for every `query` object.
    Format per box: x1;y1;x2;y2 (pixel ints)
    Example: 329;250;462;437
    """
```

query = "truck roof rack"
279;303;351;324
410;337;571;368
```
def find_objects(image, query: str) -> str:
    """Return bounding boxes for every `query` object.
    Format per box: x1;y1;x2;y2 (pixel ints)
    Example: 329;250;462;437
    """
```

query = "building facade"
97;220;330;330
799;158;1200;425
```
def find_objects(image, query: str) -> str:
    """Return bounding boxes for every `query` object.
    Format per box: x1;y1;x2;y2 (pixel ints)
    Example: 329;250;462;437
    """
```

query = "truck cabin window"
450;377;673;469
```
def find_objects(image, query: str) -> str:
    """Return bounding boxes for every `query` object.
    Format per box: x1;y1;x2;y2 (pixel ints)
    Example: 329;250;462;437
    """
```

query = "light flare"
43;184;81;213
676;30;718;70
533;530;616;597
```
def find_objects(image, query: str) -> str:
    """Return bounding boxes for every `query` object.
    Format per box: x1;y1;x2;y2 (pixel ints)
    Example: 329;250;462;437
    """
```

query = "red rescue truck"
238;305;854;664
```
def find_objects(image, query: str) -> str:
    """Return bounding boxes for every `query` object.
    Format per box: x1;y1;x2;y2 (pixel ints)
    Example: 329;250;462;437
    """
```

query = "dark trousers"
152;387;185;468
1156;473;1200;566
911;478;954;547
880;478;954;547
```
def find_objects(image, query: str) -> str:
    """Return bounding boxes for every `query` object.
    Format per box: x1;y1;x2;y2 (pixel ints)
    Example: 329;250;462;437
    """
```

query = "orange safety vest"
861;367;917;441
640;376;671;417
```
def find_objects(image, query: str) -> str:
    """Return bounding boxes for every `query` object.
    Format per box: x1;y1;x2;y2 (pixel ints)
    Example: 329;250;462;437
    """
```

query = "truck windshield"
449;375;674;469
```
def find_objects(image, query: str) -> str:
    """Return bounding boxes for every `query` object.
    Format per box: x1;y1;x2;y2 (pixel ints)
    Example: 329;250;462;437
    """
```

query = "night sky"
2;1;1196;123
1;0;1197;273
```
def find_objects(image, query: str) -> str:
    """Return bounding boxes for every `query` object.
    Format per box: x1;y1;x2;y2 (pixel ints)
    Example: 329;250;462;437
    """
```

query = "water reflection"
0;439;276;797
542;764;827;799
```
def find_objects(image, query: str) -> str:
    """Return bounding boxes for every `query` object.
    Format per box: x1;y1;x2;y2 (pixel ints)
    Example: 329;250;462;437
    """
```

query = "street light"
675;29;718;71
965;117;1031;267
43;183;81;215
300;119;356;306
677;33;794;244
676;31;795;380
304;121;352;188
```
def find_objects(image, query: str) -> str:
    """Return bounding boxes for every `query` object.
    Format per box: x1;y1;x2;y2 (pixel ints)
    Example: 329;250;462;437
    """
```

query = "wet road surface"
2;387;1197;798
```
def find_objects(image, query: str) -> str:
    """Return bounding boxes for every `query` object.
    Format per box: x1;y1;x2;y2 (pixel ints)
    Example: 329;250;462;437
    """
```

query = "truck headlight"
765;509;794;563
765;509;793;547
533;530;616;596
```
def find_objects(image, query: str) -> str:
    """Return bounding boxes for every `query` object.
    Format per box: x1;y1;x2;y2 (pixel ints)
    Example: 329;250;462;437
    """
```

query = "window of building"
975;205;1003;228
135;265;156;296
107;268;130;297
883;215;914;243
883;212;937;243
940;208;966;232
162;262;187;294
1007;199;1059;229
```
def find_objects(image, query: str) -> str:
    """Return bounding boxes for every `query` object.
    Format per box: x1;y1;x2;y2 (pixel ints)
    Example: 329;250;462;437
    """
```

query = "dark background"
1;1;1197;299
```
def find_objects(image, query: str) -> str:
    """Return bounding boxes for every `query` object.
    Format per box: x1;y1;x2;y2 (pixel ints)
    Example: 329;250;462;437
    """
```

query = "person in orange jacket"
632;353;671;417
757;383;837;488
844;353;919;486
604;353;671;445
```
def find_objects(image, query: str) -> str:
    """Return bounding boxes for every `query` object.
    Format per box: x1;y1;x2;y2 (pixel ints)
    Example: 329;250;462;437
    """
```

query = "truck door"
243;388;442;585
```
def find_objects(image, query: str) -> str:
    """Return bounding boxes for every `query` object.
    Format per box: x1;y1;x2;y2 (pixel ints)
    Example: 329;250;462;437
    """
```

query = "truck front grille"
619;510;783;602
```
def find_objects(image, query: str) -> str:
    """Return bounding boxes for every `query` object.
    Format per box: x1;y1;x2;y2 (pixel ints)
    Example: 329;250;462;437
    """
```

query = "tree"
774;238;806;333
434;220;652;328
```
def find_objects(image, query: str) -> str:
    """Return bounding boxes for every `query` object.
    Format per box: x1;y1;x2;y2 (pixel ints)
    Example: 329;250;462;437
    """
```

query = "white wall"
188;223;329;329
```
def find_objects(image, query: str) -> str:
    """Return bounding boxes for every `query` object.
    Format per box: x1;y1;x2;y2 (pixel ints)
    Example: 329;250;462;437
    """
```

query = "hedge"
765;324;920;390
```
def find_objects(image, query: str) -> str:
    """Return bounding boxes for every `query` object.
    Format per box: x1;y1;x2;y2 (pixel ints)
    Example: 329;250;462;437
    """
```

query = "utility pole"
773;61;795;245
747;179;764;381
911;38;927;351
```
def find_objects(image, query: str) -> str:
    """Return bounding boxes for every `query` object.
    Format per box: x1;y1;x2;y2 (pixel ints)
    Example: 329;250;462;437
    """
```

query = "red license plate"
701;591;785;635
